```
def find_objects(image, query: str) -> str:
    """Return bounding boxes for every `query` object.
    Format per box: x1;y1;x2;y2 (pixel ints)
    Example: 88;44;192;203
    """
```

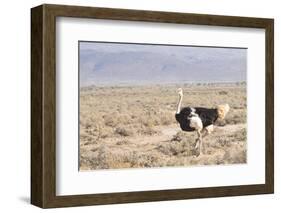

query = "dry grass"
79;83;247;170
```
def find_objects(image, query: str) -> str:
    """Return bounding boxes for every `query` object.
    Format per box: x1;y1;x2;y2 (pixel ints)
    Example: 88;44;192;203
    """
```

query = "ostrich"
175;88;230;156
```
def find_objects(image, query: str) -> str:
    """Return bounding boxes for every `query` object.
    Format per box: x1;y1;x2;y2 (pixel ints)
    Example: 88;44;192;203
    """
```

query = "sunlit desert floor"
79;83;247;170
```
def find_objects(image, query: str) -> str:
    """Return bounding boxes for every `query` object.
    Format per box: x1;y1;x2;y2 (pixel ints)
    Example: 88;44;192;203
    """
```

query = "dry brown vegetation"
79;83;247;170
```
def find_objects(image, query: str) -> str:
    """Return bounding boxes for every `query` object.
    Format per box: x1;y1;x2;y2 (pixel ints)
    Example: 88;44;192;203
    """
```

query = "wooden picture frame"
31;4;274;208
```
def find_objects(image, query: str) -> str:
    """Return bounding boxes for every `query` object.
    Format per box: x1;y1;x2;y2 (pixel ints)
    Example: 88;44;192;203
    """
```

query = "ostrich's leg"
202;125;214;138
195;130;203;156
200;125;214;154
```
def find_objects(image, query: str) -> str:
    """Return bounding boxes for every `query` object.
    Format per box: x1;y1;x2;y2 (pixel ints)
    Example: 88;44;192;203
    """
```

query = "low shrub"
115;126;135;137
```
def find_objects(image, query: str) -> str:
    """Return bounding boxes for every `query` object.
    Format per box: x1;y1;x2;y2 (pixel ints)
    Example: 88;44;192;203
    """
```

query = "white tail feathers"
217;104;230;119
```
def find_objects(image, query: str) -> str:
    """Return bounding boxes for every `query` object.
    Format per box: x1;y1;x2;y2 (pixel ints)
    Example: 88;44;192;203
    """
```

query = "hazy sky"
79;41;247;86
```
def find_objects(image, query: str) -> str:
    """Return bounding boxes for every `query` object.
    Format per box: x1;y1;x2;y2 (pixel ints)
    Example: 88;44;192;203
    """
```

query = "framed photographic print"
31;4;274;208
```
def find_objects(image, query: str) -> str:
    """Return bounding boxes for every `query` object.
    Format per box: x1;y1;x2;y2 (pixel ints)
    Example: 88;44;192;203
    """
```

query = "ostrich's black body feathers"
175;107;218;131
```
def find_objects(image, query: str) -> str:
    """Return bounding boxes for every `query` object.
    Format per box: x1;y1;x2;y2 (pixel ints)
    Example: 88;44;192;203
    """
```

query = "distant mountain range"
79;43;247;87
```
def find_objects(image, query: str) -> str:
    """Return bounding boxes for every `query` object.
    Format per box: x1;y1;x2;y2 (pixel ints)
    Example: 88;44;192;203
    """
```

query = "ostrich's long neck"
176;94;183;114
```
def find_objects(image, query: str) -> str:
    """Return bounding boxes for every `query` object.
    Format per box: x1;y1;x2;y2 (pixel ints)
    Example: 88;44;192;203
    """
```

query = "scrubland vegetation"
79;83;247;170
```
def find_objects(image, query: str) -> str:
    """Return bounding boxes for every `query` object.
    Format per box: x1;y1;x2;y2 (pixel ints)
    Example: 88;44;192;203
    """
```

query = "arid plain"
79;83;247;170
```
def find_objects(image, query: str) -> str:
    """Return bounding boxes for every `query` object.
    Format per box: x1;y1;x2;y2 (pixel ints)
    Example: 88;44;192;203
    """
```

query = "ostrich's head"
177;88;183;97
217;104;230;120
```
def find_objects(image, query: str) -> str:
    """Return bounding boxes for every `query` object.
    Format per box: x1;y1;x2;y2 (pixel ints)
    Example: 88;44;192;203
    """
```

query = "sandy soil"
80;123;246;170
79;84;247;170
